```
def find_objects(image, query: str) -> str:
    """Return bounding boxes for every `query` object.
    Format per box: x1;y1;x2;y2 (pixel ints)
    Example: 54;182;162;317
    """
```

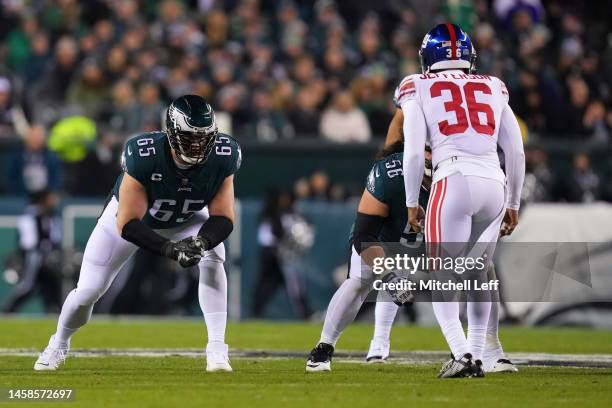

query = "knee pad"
74;287;104;306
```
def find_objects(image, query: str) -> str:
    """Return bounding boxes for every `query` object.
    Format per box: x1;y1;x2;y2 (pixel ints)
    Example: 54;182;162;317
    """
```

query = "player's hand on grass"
163;236;205;268
407;206;423;233
500;208;519;237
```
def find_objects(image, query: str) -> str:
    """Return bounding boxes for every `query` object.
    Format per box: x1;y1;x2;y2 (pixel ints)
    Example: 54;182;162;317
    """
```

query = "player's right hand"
407;206;422;233
163;237;205;268
500;208;519;237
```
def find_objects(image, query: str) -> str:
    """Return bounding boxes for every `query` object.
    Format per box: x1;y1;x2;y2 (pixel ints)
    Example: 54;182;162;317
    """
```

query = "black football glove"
162;236;205;268
381;271;414;306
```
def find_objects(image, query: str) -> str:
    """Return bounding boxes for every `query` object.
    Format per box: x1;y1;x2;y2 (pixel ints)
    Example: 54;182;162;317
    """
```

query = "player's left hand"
407;206;422;233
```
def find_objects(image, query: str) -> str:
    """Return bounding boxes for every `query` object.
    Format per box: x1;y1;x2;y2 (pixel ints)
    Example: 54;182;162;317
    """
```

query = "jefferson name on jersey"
112;131;241;229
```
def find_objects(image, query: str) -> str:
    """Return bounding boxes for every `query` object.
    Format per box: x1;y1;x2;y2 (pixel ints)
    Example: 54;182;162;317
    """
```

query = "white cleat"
306;360;331;372
206;343;233;372
487;358;519;373
34;336;69;371
366;339;390;363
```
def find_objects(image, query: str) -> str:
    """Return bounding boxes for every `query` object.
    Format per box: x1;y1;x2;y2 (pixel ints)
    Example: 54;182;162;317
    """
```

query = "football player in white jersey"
399;23;525;378
366;74;519;373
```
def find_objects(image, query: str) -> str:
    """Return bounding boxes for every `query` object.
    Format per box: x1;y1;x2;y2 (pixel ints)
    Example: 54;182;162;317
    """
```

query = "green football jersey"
111;131;241;229
352;152;430;244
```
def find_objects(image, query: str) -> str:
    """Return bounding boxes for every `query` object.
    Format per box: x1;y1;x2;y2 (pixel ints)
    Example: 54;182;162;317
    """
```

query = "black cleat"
437;353;475;378
471;359;485;377
306;343;334;372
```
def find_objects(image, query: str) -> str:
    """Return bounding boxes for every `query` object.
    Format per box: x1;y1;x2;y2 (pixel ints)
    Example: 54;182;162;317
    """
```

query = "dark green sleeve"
365;162;388;204
120;138;151;186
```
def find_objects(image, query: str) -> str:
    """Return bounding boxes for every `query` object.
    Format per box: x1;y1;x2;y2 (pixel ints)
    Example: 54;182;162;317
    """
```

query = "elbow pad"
352;212;385;255
197;215;234;250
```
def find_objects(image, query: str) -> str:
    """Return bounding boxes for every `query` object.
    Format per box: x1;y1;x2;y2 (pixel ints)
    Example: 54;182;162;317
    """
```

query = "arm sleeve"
401;99;427;207
497;104;525;210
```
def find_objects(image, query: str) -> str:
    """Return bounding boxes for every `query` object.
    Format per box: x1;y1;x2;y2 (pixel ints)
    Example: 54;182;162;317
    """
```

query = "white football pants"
426;172;505;361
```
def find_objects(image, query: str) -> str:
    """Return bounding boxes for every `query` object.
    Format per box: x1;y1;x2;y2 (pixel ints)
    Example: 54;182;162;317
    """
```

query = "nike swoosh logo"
37;362;49;366
127;147;132;156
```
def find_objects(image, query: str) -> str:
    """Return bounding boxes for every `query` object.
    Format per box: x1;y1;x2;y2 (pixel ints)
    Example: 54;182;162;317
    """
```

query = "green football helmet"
166;95;218;166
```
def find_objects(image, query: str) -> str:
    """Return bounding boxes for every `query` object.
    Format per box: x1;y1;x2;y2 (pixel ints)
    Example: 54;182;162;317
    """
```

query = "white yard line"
1;348;611;368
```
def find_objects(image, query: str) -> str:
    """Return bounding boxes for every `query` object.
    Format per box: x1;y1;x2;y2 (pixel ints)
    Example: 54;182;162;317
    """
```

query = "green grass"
1;317;612;407
2;317;612;354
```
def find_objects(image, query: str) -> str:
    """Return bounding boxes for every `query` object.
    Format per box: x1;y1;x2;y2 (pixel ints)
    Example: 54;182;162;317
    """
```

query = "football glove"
381;271;414;306
163;236;205;268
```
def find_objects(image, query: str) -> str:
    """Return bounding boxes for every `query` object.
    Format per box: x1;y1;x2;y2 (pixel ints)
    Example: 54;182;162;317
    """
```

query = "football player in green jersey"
35;95;241;373
306;141;432;372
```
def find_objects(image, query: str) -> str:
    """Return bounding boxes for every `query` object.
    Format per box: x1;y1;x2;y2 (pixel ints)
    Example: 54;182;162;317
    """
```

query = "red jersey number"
430;81;496;136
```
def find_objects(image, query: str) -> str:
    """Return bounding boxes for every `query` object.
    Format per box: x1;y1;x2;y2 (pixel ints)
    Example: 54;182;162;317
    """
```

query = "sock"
484;301;505;360
373;301;398;343
320;278;370;346
432;301;468;358
54;289;95;346
198;261;228;345
467;300;491;361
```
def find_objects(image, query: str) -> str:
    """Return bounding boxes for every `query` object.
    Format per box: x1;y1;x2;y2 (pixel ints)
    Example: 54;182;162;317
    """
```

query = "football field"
1;318;612;407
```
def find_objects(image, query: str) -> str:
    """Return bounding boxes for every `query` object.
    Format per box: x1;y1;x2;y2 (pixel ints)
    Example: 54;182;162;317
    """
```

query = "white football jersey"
395;70;510;184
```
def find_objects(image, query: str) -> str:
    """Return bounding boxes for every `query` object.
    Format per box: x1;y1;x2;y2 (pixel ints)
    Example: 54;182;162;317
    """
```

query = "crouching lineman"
305;141;430;372
34;95;241;372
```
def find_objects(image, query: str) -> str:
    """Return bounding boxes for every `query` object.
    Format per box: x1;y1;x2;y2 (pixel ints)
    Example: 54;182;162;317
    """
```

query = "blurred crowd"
1;0;611;141
0;0;611;201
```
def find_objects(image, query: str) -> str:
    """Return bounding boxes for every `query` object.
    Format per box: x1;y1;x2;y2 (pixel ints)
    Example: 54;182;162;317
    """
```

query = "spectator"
565;153;601;203
289;86;321;136
8;124;61;198
23;32;51;83
522;148;554;203
320;90;371;143
108;80;140;134
66;60;110;120
136;82;164;132
247;89;294;142
29;36;79;123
